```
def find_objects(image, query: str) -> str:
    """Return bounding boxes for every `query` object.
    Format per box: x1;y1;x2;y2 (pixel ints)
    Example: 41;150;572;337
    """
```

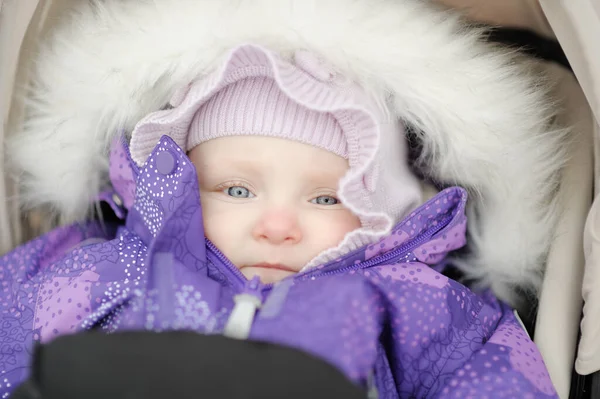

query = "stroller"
1;0;598;398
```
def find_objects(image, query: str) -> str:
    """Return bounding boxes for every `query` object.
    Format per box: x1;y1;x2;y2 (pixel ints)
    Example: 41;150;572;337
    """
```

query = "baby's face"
188;136;361;284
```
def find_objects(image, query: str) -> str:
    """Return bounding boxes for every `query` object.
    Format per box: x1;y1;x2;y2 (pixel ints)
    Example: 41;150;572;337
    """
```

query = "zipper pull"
223;276;262;340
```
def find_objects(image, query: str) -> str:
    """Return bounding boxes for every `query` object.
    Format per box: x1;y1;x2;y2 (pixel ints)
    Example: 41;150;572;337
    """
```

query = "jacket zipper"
205;245;270;340
305;213;453;280
222;276;263;339
206;240;262;291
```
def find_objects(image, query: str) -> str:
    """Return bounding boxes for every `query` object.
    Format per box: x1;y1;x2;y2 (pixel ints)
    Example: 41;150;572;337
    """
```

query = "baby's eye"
226;186;255;198
311;195;339;205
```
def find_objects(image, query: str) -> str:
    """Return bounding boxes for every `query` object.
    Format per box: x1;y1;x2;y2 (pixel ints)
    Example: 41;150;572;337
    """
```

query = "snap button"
156;151;177;175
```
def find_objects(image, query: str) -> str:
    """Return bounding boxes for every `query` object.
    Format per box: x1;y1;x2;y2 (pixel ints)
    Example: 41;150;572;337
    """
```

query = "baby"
187;76;379;285
191;134;361;284
1;44;558;398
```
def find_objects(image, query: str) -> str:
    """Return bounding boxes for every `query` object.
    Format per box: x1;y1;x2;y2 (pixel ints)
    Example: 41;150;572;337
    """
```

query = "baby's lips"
251;263;297;273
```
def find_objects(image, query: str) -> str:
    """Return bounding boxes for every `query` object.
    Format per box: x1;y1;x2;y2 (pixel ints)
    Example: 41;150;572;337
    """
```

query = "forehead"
190;136;349;181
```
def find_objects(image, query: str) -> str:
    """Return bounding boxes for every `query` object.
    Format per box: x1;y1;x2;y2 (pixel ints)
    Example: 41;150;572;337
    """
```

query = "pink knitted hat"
187;76;348;158
130;44;422;268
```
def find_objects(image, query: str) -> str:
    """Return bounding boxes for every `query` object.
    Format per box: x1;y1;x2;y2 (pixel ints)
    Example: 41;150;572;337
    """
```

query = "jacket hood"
7;0;567;306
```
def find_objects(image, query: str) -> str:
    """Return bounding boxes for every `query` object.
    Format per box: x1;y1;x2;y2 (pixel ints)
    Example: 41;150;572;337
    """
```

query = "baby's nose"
253;209;302;244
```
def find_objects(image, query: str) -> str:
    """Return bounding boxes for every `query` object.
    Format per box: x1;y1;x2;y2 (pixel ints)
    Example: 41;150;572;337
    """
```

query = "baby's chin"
240;266;297;285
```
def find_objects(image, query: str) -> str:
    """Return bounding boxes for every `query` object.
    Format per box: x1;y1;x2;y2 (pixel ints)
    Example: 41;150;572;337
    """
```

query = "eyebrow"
200;156;346;187
305;169;343;186
200;157;260;174
297;162;348;190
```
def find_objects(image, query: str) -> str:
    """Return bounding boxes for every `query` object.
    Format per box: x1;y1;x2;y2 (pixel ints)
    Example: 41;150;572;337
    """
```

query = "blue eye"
311;195;339;205
226;186;254;198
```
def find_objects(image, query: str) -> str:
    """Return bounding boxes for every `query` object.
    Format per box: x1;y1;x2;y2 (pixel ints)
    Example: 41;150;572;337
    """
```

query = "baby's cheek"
200;200;237;248
336;209;362;235
201;213;225;249
314;210;361;248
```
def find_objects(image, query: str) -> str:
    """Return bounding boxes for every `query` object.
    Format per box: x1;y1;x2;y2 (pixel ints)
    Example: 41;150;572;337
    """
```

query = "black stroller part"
92;198;126;224
570;369;593;399
591;370;600;399
11;331;367;399
484;26;572;71
569;323;594;399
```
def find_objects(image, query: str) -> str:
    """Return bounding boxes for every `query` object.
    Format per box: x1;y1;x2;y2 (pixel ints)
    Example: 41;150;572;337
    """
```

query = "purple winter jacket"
0;136;558;398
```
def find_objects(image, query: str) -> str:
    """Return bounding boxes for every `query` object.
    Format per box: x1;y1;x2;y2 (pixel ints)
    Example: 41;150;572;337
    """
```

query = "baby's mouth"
247;263;296;272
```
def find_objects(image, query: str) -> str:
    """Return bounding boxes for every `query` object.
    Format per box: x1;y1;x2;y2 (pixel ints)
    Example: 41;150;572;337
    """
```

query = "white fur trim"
6;0;567;306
